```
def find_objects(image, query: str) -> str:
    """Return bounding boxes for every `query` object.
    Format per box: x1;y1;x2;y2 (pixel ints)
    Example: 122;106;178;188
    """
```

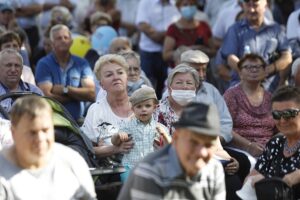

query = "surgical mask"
180;5;197;20
171;89;196;106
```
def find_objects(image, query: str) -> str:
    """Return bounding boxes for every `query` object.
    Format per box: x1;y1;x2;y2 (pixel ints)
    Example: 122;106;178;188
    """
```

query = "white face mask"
171;89;196;106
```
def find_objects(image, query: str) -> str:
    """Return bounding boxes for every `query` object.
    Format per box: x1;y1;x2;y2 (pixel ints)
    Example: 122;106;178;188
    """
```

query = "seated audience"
224;54;277;157
111;86;170;181
0;31;35;85
35;24;95;122
0;49;42;115
118;102;226;200
81;54;134;163
242;86;300;199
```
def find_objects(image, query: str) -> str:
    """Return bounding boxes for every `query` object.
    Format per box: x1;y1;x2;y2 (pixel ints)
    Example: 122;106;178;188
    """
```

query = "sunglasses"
272;109;300;120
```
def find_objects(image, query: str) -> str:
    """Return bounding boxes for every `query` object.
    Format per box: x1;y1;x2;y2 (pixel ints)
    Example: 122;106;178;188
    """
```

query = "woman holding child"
81;54;134;158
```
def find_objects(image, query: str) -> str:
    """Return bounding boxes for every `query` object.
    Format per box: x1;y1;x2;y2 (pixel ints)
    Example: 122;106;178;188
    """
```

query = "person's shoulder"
36;53;55;69
71;55;90;66
140;145;171;167
27;83;43;95
266;134;285;147
202;82;222;94
224;84;240;95
88;100;105;111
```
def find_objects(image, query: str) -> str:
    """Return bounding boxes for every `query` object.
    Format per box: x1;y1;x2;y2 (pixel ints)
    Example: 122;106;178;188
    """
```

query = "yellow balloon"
70;35;91;58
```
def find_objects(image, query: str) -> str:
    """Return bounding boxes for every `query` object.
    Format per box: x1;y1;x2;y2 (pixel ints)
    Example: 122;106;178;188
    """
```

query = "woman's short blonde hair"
94;54;129;81
167;63;200;88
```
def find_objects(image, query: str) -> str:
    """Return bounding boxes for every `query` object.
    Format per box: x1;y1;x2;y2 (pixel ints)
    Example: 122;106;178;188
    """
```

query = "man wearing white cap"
180;49;233;144
181;50;249;200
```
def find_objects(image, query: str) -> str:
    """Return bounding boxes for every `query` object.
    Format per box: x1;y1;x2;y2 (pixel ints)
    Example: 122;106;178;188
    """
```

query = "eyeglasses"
272;109;300;120
241;64;264;71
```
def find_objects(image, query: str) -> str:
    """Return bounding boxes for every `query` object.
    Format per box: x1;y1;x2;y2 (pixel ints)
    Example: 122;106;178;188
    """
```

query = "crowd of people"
0;0;300;199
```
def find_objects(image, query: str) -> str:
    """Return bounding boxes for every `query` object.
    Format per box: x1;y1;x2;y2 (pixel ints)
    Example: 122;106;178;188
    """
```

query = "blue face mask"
180;5;197;20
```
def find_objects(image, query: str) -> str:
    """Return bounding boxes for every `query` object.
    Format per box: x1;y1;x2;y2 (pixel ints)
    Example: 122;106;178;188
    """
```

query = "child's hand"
156;125;172;145
119;132;130;142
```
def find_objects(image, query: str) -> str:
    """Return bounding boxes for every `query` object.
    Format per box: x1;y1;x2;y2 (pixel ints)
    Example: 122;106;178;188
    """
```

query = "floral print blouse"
255;135;300;178
154;96;179;136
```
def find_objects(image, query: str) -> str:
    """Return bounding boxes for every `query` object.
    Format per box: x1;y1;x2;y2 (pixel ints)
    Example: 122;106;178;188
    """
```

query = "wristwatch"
63;86;69;95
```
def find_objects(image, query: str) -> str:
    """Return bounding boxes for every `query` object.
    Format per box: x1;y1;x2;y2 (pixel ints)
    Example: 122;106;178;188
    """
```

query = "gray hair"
49;24;71;41
167;64;200;88
94;54;129;81
0;48;23;65
118;50;140;67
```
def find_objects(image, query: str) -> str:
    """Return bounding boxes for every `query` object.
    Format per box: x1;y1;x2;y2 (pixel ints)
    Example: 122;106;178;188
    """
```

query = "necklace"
284;139;300;154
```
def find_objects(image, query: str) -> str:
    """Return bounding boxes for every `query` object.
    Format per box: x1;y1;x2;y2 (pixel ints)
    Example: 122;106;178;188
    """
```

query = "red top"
166;21;212;48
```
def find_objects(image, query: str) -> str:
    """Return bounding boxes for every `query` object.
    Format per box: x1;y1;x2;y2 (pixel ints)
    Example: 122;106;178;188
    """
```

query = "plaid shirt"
120;116;167;168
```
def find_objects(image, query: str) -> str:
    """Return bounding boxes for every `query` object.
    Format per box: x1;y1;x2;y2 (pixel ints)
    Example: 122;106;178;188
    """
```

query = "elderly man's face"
187;62;207;83
127;57;141;82
243;0;267;24
173;129;216;177
51;28;72;53
0;53;22;90
11;109;55;169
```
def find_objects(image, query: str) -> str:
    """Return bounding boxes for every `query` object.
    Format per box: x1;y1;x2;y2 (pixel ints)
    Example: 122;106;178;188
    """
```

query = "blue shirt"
35;53;93;120
196;82;233;143
220;18;291;92
0;80;43;118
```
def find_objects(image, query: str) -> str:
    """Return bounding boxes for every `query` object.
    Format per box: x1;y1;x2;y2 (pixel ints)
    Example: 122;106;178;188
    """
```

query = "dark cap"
173;102;220;137
0;4;14;13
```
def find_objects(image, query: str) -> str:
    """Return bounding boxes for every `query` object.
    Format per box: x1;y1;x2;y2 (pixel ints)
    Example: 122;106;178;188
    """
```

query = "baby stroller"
0;92;125;200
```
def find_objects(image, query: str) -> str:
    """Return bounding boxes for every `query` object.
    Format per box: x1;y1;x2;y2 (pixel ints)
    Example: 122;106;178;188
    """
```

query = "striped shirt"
118;145;226;200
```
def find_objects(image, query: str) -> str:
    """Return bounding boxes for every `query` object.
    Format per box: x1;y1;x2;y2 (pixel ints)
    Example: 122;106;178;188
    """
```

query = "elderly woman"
244;86;300;198
224;54;277;157
81;54;134;159
163;0;214;64
156;64;242;200
118;51;152;96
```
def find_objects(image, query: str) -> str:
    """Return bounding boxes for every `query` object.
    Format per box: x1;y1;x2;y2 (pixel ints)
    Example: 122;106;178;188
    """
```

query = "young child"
111;86;171;180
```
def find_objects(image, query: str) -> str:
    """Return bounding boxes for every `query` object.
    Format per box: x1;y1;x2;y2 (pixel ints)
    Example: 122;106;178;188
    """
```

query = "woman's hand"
250;174;265;187
117;140;134;154
283;170;300;187
248;142;264;157
224;158;239;175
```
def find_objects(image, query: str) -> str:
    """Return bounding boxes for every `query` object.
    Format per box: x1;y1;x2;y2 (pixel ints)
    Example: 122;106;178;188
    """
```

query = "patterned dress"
255;135;300;178
224;84;277;146
154;96;179;136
